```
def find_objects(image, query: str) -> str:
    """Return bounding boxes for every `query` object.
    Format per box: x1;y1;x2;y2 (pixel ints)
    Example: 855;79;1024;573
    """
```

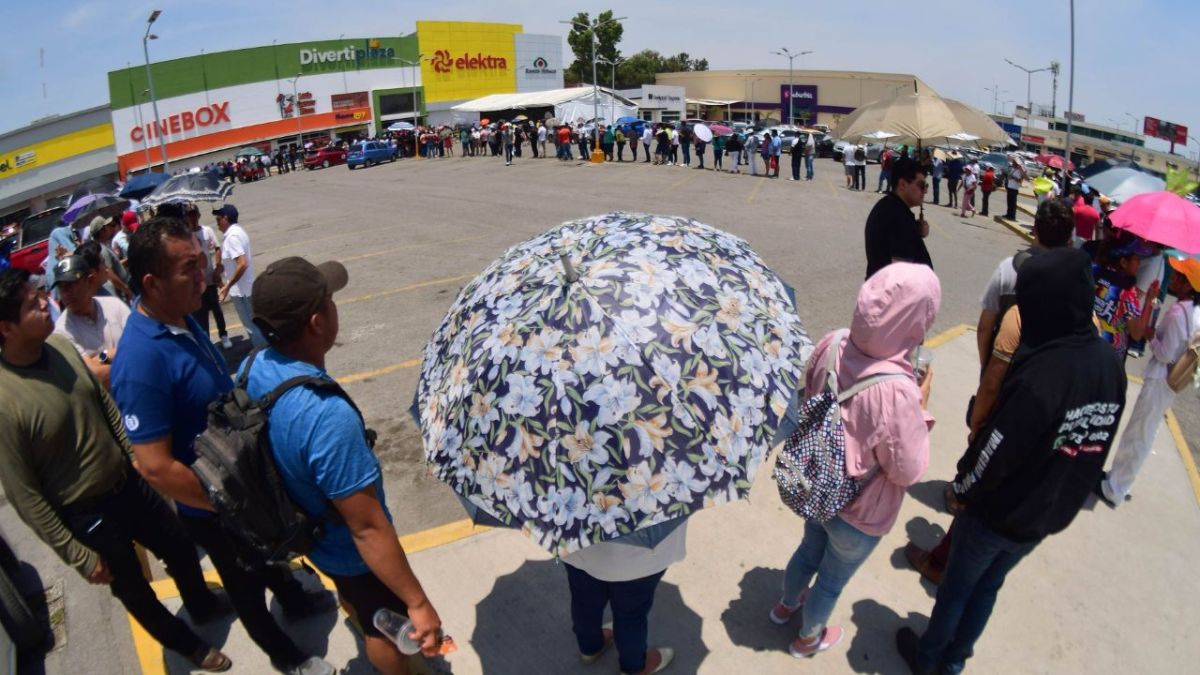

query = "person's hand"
217;285;230;303
918;217;930;238
1146;279;1161;301
406;599;443;657
919;365;933;409
87;557;113;585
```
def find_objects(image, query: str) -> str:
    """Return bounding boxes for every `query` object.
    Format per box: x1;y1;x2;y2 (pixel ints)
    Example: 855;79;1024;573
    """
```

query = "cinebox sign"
129;101;231;143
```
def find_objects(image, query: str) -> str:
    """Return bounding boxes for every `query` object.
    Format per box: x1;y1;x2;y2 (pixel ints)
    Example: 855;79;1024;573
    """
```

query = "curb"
994;215;1034;243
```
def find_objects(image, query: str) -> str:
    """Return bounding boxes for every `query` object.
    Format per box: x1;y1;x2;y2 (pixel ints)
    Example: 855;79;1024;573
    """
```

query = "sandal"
191;646;232;672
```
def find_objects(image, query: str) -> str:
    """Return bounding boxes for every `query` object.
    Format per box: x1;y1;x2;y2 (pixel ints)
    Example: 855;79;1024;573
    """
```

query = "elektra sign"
130;101;230;143
430;49;508;73
300;39;396;66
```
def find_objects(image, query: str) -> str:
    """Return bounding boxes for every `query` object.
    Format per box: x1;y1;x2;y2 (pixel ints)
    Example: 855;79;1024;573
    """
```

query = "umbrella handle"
559;253;580;283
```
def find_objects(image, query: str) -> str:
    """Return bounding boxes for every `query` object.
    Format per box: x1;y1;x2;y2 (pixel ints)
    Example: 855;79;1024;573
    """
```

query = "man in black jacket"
864;158;933;279
896;247;1126;674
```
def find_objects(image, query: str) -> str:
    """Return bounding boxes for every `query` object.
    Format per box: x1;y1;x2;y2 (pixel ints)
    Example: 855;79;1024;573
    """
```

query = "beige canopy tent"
833;90;1011;147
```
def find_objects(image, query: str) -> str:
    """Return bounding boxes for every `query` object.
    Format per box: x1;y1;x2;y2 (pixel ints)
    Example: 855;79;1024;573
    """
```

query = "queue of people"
1;149;1197;675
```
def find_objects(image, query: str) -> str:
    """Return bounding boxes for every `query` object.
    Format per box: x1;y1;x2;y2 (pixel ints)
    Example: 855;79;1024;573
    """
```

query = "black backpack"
191;351;375;566
854;146;866;161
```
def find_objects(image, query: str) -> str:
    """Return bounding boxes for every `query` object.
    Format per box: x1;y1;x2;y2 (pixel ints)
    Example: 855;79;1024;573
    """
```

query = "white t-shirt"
537;126;547;142
1006;164;1027;189
220;223;255;298
843;144;856;166
1144;300;1195;380
194;225;220;286
980;255;1018;313
562;522;687;582
53;296;131;357
642;127;653;144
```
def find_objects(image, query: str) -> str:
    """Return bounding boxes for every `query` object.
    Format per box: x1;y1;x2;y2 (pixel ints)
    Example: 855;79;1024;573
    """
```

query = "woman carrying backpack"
770;262;938;658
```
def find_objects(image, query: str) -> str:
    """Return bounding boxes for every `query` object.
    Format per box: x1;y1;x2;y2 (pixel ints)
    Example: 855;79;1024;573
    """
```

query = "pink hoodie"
805;263;941;536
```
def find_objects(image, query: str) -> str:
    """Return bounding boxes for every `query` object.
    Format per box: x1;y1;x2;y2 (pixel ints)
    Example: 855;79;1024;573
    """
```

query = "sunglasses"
915;181;928;191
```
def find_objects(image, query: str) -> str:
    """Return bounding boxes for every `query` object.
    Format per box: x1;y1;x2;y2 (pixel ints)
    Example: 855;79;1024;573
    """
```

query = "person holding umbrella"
771;262;938;658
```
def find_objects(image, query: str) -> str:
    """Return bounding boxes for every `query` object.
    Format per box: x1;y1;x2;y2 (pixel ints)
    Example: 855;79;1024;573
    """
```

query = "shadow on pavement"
906;480;951;513
470;559;707;674
719;566;794;654
845;599;927;674
888;517;948;600
217;335;255;375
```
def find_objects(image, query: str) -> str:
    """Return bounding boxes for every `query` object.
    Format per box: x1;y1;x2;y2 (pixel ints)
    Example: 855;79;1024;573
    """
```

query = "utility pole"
1050;61;1060;118
290;73;303;150
772;48;812;125
561;14;626;162
597;56;627;125
984;84;1007;114
143;9;169;172
1062;0;1075;194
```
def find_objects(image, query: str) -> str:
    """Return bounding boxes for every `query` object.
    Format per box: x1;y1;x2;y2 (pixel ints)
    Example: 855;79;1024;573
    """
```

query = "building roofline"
0;103;111;143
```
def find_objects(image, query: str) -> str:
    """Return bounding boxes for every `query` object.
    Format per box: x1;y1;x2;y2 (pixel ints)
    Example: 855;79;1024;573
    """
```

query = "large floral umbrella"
415;213;812;556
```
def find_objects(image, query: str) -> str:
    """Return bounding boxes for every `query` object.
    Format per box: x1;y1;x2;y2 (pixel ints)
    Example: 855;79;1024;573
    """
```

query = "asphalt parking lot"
215;151;1034;535
5;148;1198;674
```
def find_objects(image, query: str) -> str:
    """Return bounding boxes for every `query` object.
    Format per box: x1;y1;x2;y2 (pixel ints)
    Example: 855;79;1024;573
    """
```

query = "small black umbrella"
119;172;170;201
141;171;234;207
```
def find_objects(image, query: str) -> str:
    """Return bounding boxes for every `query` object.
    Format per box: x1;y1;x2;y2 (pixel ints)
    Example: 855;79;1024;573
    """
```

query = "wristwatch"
98;351;110;365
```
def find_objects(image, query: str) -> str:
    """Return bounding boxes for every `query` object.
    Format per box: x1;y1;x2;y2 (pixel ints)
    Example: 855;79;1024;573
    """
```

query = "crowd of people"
0;141;1197;675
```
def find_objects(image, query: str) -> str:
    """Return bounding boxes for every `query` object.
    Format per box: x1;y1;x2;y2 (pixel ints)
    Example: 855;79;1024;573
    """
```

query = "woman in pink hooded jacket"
771;262;940;658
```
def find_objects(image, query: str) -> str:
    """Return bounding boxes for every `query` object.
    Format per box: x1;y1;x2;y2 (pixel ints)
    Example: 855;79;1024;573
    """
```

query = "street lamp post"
143;9;169;172
392;55;424;158
561;14;627;162
1061;0;1075;194
290;73;303;150
984;84;1007;114
597;57;627;125
771;47;812;125
1004;58;1052;118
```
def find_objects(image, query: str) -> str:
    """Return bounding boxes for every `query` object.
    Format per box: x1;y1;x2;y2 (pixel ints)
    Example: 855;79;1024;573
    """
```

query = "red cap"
121;211;137;227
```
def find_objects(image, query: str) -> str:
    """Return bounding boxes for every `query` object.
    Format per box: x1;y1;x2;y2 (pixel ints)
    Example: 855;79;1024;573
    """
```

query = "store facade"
106;22;563;176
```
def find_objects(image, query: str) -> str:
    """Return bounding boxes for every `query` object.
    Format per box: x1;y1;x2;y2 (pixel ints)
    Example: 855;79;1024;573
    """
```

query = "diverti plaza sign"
299;39;397;66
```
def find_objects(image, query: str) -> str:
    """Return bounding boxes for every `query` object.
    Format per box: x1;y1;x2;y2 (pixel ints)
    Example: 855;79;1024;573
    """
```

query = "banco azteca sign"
525;56;557;75
430;49;508;73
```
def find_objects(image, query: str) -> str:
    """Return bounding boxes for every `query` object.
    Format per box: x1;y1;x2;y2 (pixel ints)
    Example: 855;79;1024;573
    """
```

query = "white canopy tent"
451;86;638;125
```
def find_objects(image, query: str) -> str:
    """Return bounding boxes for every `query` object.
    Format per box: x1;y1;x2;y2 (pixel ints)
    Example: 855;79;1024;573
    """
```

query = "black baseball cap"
251;257;348;344
52;256;90;288
212;204;239;221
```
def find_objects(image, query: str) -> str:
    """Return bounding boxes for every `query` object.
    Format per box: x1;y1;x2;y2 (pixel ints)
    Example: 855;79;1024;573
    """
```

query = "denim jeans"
916;513;1037;673
932;177;942;204
805;155;814;179
566;564;665;673
878;169;891;192
231;294;267;348
682;143;691;165
782;516;881;639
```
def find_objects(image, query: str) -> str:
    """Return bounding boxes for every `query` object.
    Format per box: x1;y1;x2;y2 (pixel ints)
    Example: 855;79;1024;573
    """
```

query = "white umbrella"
1084;167;1166;205
692;123;714;143
388;121;415;132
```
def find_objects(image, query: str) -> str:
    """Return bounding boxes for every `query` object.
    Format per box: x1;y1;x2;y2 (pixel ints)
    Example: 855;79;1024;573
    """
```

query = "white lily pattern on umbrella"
416;213;812;556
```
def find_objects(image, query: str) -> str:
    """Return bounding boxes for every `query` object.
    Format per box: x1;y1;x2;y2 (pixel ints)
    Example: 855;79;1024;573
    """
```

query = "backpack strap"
259;374;377;449
823;329;851;396
837;373;909;403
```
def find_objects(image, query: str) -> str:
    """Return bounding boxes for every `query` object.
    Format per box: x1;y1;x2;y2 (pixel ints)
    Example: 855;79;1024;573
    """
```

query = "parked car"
347;141;397;169
6;207;65;275
976;152;1011;175
816;134;836;157
237;162;264;182
832;140;886;163
304;146;347;170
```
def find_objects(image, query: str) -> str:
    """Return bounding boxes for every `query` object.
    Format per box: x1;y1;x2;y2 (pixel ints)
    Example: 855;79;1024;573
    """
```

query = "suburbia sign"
129;101;231;143
430;49;508;73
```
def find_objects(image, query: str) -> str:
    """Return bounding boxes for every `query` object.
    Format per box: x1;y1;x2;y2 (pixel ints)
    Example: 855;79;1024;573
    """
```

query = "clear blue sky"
4;0;1196;157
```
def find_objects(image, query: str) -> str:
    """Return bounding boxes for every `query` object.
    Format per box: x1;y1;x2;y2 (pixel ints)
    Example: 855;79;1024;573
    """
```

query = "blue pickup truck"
347;141;397;169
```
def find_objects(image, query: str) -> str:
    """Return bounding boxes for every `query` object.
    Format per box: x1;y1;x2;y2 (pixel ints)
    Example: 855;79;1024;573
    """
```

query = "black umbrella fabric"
119;172;170;201
141;171;234;206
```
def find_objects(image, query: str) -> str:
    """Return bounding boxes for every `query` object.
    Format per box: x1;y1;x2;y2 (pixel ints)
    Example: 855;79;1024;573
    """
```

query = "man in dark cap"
896;248;1127;674
243;257;445;673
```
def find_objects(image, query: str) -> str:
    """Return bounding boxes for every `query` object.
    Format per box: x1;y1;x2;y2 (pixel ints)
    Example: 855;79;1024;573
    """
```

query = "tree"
611;50;711;89
564;10;624;87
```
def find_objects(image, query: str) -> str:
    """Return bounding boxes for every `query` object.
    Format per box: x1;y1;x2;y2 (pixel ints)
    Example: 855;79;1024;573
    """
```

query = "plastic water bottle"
373;608;421;655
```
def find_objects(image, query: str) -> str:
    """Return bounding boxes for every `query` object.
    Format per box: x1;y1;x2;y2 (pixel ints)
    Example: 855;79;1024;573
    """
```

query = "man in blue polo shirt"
111;216;335;675
243;256;444;673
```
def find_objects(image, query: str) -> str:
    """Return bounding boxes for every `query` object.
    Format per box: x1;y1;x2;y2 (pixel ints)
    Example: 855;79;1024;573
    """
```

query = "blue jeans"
782;516;881;639
566;564;665;673
917;513;1037;673
878;169;891;191
805;154;814;179
231;294;267;348
682;143;691;166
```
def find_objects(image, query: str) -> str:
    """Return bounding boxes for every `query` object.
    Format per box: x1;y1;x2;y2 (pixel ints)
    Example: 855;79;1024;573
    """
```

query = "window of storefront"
660;111;681;123
380;92;417;117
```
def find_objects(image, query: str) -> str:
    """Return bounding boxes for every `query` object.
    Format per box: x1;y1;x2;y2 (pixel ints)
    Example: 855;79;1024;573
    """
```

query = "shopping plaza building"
2;26;1196;224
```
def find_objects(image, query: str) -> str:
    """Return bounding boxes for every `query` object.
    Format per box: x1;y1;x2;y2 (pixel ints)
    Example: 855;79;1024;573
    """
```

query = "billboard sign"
779;85;818;123
1144;116;1188;144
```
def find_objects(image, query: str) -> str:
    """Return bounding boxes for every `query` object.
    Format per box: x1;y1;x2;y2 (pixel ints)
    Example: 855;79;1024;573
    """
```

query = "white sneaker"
284;656;335;675
220;336;233;349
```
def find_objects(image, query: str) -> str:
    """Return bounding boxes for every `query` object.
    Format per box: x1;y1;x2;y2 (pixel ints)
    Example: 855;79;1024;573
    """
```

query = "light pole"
290;73;303;150
339;34;349;93
597;56;626;125
143;9;169;172
1061;0;1075;194
561;14;627;162
392;55;424;158
984;84;1007;114
772;47;812;125
1004;58;1052;118
1124;113;1139;137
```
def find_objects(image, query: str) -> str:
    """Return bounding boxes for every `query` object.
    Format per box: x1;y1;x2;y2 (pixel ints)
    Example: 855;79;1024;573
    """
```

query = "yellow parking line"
1166;409;1200;508
208;274;471;337
746;180;764;204
338;235;490;263
258;222;400;255
336;358;422;384
925;323;972;349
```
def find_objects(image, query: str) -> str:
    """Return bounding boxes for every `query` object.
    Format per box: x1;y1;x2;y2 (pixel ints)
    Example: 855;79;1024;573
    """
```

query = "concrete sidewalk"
135;329;1200;673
